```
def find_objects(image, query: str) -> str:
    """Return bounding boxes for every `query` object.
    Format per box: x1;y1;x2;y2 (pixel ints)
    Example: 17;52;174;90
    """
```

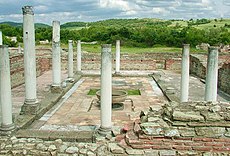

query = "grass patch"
87;89;99;95
87;89;141;95
81;44;206;54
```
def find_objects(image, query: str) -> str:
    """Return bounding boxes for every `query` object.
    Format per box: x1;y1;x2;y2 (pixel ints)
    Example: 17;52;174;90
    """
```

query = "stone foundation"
123;101;230;153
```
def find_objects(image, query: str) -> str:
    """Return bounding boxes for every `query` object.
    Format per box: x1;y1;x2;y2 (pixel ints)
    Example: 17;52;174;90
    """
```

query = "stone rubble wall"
190;54;230;95
124;101;230;154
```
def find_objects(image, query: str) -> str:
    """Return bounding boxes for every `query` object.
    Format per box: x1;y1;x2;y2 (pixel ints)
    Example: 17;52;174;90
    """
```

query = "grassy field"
169;19;230;31
80;44;206;54
194;19;230;30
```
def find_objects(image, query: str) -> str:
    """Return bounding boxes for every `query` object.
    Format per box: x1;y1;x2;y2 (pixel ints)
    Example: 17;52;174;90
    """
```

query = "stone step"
15;129;95;142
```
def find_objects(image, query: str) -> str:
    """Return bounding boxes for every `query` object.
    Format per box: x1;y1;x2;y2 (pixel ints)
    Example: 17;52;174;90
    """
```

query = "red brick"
204;142;223;147
184;142;204;146
192;146;212;151
213;147;230;152
172;145;192;151
141;140;163;145
214;138;230;142
151;145;172;150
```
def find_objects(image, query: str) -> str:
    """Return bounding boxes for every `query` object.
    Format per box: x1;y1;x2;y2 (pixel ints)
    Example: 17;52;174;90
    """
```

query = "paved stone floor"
1;70;230;156
30;72;167;131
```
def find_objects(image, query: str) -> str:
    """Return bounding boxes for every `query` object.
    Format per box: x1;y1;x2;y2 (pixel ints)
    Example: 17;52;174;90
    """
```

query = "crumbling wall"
218;63;230;95
125;101;230;154
190;54;230;95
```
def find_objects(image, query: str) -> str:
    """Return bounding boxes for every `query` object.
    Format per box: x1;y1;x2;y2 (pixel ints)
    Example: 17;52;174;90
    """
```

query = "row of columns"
180;44;219;102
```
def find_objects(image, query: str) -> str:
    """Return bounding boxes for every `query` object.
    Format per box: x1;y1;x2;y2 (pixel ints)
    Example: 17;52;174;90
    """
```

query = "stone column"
0;45;15;131
68;40;74;79
0;31;2;45
115;40;120;73
77;40;81;72
205;47;219;101
18;43;22;53
21;6;39;114
180;44;190;102
98;44;112;136
51;21;62;93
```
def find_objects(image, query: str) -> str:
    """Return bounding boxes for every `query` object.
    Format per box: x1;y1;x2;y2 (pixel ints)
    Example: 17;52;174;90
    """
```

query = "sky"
0;0;230;25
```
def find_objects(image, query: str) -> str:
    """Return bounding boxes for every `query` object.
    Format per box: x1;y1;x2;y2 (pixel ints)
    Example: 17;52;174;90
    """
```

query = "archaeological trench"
1;6;230;156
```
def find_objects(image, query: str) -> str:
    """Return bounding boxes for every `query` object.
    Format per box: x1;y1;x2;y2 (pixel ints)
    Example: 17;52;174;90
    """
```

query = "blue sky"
0;0;229;24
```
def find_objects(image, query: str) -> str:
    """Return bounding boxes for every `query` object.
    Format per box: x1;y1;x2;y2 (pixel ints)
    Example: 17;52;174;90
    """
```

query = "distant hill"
1;18;230;30
0;21;51;28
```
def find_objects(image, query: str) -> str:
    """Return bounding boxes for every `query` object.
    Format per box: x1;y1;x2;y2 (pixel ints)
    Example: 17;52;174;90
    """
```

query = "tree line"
0;19;230;48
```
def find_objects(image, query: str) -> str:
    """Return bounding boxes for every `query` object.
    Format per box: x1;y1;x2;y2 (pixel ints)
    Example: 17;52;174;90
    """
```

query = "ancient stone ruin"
0;5;230;156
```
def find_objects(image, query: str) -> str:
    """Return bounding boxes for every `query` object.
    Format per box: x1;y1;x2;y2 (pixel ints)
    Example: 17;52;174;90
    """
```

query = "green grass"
193;19;230;30
87;89;141;95
81;44;206;53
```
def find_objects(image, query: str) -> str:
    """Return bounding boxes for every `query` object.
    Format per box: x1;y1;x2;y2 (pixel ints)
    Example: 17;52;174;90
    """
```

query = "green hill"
0;21;51;28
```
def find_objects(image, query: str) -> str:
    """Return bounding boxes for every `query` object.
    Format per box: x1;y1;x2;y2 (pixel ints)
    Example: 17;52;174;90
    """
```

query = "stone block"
195;127;226;137
108;143;124;154
178;127;196;137
173;111;204;122
201;112;224;121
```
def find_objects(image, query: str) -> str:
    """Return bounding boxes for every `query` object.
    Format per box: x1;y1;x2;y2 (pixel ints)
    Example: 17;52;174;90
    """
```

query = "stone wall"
219;63;230;95
9;48;52;88
9;48;182;88
124;101;230;154
190;54;230;95
61;51;182;71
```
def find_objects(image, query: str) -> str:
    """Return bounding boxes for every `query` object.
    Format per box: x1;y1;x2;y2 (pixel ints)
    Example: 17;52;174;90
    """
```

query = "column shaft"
0;45;14;130
77;40;81;72
52;21;61;86
68;40;74;78
22;6;37;104
115;40;120;73
98;44;112;135
180;44;190;102
205;47;218;101
0;31;2;45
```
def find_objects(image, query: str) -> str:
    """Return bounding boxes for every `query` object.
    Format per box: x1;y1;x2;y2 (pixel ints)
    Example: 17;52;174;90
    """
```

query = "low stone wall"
9;48;52;88
190;54;230;95
125;101;230;154
9;48;182;88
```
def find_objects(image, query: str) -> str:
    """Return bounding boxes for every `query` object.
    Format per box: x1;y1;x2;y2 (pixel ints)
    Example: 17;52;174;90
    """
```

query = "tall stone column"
0;45;15;131
77;40;81;72
205;47;218;101
98;44;112;136
0;31;2;45
21;6;39;114
180;44;190;102
115;40;120;73
68;40;74;79
51;21;62;93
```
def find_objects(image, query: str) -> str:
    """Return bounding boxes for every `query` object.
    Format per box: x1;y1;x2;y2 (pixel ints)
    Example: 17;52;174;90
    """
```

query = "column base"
51;85;63;93
66;78;75;83
76;71;83;75
0;123;15;135
97;126;112;136
20;102;40;115
114;71;121;75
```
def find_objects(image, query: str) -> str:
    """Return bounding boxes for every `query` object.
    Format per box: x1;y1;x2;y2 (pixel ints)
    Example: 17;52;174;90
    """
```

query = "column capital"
183;44;190;47
101;44;111;49
22;6;34;15
208;46;219;51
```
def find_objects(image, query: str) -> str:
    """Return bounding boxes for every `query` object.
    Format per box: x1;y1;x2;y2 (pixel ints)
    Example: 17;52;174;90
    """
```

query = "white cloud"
0;0;230;24
152;7;169;14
